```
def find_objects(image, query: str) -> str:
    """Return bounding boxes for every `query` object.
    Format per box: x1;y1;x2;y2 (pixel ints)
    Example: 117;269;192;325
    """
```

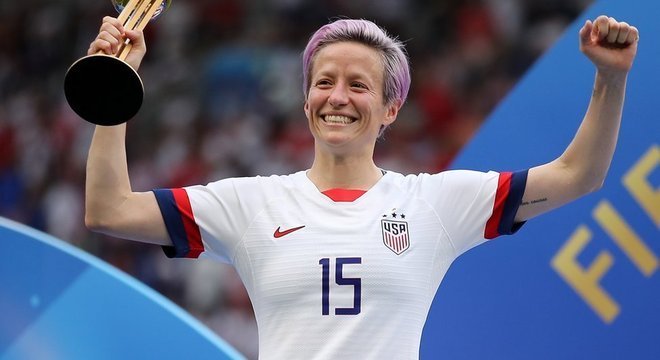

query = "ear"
383;100;402;127
304;99;311;120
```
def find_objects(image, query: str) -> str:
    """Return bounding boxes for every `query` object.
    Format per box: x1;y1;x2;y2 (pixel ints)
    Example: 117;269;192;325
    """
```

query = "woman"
85;15;638;359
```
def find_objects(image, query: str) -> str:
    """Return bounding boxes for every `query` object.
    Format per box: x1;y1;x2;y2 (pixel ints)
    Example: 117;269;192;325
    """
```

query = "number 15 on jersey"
319;257;362;315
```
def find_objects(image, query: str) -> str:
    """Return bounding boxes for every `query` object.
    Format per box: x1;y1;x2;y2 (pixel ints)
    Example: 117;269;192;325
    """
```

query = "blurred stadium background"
0;0;592;357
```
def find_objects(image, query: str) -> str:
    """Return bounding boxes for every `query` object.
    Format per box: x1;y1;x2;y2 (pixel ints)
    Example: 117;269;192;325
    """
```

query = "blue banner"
421;0;659;359
0;217;244;360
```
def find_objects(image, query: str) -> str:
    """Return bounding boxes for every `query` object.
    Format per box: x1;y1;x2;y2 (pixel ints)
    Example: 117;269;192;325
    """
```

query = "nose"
328;82;349;107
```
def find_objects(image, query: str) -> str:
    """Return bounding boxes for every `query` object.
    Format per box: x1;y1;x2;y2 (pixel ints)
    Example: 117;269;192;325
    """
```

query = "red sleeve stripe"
485;172;512;239
171;188;204;258
152;188;204;258
484;170;528;239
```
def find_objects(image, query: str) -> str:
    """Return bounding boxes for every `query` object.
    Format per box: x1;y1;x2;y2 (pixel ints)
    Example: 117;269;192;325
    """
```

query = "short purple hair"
302;19;411;106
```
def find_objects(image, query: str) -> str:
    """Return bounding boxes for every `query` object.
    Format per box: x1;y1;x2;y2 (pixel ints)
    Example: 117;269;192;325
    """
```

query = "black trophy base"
64;54;144;126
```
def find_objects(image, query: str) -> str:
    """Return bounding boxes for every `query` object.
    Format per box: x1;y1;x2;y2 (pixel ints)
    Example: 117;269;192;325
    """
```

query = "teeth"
324;115;354;124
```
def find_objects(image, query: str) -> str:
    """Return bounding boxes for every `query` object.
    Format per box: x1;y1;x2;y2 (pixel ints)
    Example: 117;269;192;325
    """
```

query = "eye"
315;79;332;87
351;82;368;90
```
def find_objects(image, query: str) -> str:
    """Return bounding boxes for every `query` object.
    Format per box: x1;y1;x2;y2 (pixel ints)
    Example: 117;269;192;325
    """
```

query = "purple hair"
302;19;411;106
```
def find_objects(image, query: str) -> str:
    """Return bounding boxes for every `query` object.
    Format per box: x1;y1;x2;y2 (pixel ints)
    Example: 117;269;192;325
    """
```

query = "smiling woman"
304;41;399;175
82;14;638;360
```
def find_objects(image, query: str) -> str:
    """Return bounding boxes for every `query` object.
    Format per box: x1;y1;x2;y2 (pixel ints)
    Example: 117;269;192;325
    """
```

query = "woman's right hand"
88;16;147;71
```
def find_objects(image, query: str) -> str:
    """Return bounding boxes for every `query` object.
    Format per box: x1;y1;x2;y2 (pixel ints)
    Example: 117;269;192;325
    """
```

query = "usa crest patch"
381;219;410;255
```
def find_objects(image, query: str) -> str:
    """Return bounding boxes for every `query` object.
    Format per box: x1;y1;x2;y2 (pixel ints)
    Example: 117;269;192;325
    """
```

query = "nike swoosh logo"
274;225;306;238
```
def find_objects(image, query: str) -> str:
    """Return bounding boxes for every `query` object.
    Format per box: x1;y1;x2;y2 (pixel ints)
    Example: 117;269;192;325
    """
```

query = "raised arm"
515;15;639;222
84;17;171;246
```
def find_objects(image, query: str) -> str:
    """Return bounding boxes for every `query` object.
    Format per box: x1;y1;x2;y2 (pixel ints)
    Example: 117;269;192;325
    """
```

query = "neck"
307;149;383;191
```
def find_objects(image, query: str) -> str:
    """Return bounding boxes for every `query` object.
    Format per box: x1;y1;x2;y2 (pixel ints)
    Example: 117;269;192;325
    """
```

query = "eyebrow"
312;66;380;87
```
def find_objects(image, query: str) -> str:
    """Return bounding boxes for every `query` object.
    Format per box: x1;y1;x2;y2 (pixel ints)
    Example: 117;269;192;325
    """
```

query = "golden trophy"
64;0;170;125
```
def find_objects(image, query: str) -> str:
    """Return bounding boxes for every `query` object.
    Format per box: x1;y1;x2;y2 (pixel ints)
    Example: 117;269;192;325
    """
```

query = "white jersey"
153;169;527;359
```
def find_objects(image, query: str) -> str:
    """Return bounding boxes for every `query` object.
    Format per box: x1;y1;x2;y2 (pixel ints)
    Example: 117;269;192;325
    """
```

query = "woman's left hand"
579;15;639;76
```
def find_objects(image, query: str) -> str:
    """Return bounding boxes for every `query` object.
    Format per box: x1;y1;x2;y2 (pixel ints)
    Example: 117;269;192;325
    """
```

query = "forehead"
311;41;384;80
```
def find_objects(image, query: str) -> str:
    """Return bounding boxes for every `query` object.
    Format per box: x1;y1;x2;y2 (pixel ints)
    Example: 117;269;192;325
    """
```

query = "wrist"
595;68;628;83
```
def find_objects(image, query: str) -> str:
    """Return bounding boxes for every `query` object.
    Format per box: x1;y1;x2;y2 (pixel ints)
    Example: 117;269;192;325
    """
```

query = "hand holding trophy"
64;0;170;126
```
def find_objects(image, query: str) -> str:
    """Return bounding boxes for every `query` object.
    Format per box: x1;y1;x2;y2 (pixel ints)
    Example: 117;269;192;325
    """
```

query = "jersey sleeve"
483;171;528;239
153;188;206;259
152;177;268;263
421;169;528;256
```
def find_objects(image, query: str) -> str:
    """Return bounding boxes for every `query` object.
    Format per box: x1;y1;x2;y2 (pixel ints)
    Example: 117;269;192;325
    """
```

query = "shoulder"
201;171;304;191
381;169;501;197
384;169;498;185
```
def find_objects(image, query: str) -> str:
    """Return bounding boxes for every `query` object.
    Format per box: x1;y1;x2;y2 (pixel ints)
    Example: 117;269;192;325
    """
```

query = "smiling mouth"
322;114;356;124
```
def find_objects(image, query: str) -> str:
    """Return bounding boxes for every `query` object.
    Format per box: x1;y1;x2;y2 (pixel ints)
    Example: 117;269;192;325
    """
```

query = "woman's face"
304;41;399;155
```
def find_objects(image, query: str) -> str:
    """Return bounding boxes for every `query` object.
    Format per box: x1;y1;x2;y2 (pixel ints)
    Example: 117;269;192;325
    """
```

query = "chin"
323;134;352;147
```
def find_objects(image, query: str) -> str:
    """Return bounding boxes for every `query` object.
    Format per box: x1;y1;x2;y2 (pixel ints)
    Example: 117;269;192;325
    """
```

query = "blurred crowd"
0;0;590;357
